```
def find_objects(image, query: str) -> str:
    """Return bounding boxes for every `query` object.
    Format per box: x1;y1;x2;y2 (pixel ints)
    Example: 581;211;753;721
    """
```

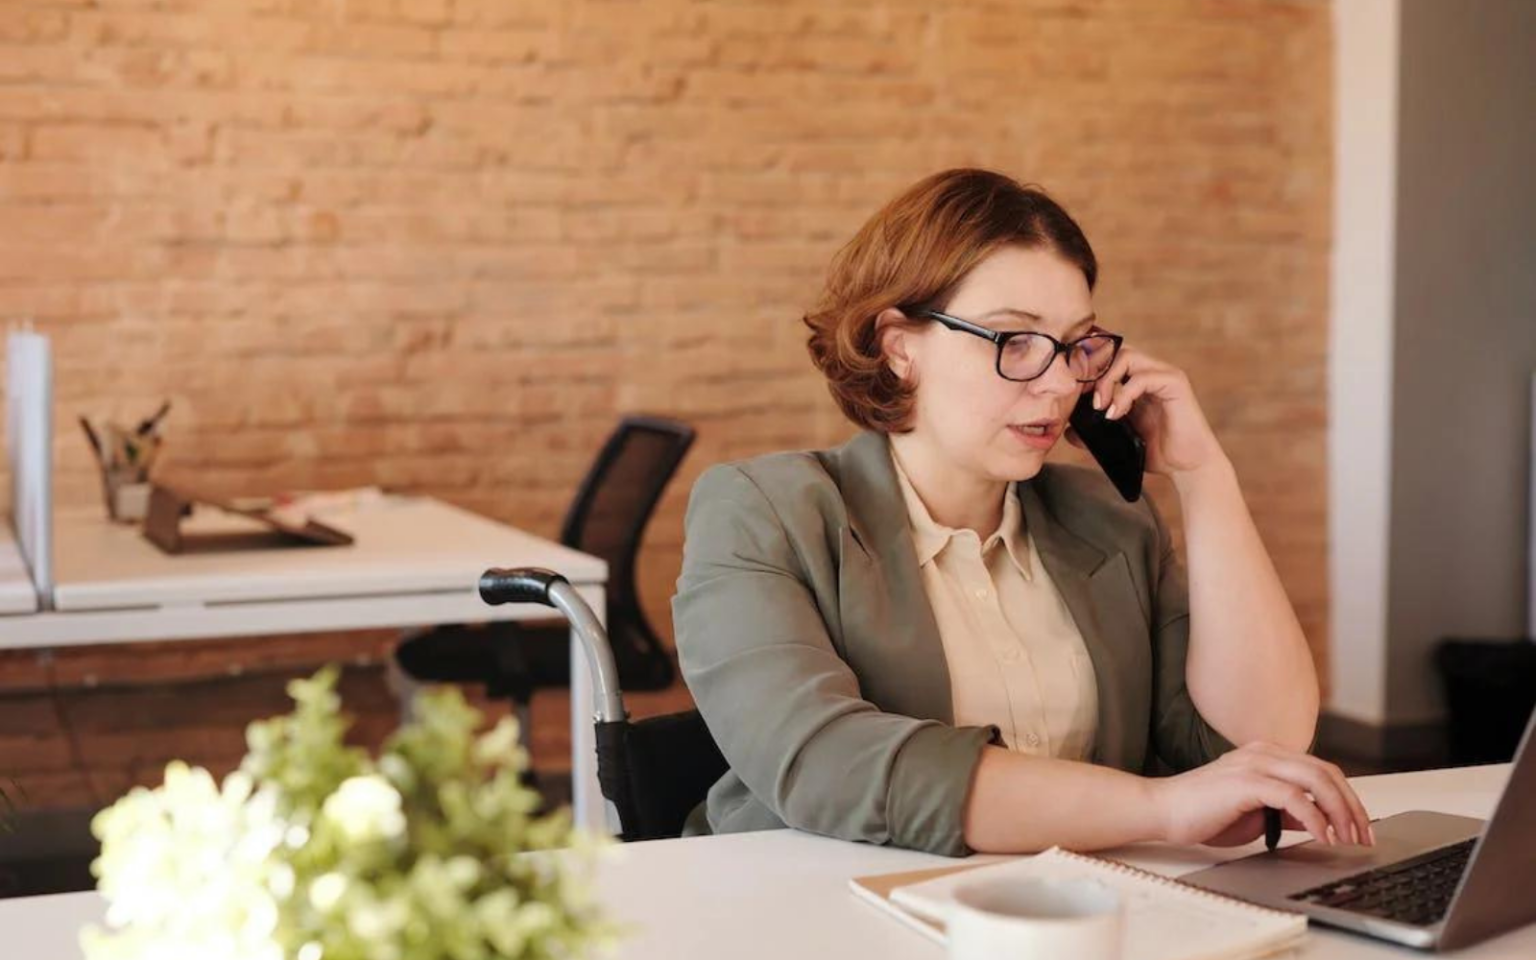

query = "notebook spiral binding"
1049;848;1306;923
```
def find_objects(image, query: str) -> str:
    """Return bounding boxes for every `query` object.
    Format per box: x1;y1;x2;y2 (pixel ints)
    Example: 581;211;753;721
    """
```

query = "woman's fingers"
1094;350;1178;419
1256;779;1333;846
1104;370;1177;421
1274;810;1353;842
1261;756;1366;845
1253;747;1374;846
1306;755;1374;845
1093;349;1137;411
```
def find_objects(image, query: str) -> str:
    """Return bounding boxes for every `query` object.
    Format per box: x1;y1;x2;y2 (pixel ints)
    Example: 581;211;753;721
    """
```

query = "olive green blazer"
671;430;1238;857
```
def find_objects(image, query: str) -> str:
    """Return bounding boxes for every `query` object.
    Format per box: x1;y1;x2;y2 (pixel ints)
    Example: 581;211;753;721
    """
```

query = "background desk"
1;764;1526;959
0;496;610;830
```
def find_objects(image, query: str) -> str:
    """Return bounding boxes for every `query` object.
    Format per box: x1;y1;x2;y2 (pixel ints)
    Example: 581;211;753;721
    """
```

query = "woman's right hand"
1148;741;1376;849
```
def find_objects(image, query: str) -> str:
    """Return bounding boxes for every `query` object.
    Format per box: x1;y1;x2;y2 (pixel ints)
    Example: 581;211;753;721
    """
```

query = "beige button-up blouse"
891;448;1100;760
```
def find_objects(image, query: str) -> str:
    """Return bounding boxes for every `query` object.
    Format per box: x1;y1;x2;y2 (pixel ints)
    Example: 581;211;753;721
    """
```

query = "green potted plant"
81;667;616;960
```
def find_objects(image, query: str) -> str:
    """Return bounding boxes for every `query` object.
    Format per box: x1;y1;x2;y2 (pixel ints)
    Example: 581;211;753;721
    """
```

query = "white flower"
473;716;523;766
81;762;288;960
309;873;348;913
320;775;406;844
79;670;610;960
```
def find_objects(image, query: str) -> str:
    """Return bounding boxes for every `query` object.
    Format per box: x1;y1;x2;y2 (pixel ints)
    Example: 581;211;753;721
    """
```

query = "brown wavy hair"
803;168;1098;433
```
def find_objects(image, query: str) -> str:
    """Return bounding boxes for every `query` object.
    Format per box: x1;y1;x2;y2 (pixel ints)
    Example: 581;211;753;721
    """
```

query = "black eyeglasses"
919;310;1123;383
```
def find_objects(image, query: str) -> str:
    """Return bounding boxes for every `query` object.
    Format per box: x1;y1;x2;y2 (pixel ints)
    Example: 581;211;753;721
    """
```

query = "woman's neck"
888;432;1008;536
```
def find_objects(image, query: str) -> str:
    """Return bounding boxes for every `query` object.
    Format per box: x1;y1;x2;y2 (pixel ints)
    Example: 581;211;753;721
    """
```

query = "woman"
673;168;1373;858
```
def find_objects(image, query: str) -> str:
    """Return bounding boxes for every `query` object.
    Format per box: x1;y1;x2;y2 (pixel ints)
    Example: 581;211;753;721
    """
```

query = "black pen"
1264;806;1283;851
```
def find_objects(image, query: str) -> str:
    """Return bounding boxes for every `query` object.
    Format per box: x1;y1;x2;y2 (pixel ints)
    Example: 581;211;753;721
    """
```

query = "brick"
435;27;553;63
398;0;453;26
0;9;69;44
452;0;559;29
27;122;165;163
67;9;217;49
5;771;96;811
303;21;438;60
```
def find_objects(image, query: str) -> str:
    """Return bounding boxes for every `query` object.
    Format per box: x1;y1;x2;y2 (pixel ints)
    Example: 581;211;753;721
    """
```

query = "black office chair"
479;566;728;842
394;415;696;758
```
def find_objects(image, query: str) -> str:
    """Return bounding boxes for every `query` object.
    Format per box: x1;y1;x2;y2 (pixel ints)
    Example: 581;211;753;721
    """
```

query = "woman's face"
883;244;1095;483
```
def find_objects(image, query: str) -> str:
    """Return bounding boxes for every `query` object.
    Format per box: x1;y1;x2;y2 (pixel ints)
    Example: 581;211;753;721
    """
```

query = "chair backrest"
597;710;729;842
559;416;696;689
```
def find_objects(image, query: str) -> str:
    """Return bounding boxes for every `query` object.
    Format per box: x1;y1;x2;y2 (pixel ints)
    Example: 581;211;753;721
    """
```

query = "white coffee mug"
947;876;1124;960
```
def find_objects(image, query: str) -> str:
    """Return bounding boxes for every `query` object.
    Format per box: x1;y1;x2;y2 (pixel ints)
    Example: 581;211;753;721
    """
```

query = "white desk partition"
5;327;52;609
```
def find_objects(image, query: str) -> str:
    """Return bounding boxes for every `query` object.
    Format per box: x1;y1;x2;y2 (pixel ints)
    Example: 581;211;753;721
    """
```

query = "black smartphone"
1068;389;1146;502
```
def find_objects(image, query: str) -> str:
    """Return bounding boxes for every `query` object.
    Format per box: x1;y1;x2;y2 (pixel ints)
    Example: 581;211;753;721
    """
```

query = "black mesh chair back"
559;416;695;692
479;567;729;842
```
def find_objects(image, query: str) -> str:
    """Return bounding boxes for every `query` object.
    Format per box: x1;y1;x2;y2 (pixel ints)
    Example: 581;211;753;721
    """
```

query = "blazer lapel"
825;435;1149;770
826;432;956;724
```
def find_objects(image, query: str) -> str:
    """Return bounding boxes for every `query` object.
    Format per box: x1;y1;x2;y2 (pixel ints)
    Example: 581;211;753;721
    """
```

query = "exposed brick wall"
0;0;1332;804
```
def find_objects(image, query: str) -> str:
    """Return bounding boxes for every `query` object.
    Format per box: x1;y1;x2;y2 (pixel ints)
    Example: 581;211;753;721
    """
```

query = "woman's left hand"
1073;345;1227;479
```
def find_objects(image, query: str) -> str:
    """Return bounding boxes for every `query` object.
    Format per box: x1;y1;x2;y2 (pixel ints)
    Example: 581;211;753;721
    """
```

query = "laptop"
1181;709;1536;951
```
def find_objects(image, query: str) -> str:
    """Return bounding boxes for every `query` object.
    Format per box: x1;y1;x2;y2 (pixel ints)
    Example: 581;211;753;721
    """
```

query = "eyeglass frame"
916;309;1125;384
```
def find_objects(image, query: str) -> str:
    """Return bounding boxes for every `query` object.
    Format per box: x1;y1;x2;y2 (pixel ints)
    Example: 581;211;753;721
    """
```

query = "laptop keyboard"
1288;838;1477;927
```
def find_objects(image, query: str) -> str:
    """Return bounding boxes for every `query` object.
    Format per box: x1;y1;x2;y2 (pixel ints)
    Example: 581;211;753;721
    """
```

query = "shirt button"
973;587;989;600
1026;733;1041;747
1000;647;1020;663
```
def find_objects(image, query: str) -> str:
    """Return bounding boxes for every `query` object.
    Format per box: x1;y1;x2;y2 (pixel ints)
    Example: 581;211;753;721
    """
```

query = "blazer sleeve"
673;463;999;857
1145;494;1241;771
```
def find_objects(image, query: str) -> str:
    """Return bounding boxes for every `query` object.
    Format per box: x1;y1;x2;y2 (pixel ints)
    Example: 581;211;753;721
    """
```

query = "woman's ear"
876;308;917;380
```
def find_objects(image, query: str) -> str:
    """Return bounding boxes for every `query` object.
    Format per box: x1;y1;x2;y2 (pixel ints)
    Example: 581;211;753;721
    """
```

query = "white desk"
0;496;610;831
2;764;1527;959
0;527;37;614
580;763;1528;959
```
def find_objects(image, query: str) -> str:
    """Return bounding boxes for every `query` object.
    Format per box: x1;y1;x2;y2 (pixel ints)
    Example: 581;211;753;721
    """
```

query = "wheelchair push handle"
476;565;626;725
479;567;567;607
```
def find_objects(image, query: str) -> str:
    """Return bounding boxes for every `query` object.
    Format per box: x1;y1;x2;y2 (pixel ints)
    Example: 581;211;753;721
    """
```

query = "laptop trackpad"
1179;811;1485;906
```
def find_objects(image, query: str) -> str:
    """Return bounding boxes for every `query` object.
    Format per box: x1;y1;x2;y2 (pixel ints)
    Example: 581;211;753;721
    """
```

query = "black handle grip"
478;567;569;607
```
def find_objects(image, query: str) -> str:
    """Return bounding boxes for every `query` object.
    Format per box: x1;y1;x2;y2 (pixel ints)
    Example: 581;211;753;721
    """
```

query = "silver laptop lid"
1439;708;1536;950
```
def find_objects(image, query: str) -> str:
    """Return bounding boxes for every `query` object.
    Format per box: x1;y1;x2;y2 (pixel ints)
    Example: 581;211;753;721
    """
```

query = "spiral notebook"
850;846;1308;960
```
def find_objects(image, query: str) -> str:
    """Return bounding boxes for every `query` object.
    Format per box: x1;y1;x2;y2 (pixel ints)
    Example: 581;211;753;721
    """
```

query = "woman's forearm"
962;747;1161;854
1174;456;1320;751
